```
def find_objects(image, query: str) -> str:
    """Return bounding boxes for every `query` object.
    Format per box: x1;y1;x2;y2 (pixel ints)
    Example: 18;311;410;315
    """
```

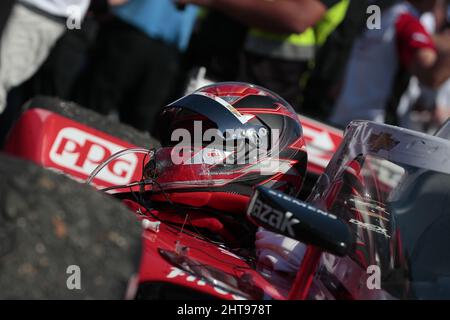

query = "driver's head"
147;82;308;215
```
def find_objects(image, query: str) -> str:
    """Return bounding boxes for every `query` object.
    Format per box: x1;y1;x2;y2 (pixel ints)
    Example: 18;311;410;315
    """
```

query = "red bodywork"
298;115;343;176
4;108;145;190
3;106;352;300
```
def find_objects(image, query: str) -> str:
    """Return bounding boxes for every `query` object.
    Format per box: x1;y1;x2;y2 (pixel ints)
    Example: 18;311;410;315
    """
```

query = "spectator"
329;0;450;128
9;2;102;107
177;0;350;109
0;0;91;113
300;0;397;121
73;0;198;133
239;0;349;109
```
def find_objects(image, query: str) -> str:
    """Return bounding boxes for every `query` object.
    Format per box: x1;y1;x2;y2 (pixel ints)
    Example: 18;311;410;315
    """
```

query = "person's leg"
0;3;65;112
72;17;143;116
119;38;181;132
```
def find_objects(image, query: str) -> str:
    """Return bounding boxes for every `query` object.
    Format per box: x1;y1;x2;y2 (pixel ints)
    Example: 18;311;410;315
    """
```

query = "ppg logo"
250;199;299;238
50;127;138;185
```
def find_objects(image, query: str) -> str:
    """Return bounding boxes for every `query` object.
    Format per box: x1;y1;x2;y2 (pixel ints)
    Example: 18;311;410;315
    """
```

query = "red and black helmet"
147;82;307;215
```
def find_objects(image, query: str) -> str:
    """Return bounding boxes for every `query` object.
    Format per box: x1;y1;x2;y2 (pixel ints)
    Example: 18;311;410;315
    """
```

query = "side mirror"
246;186;354;257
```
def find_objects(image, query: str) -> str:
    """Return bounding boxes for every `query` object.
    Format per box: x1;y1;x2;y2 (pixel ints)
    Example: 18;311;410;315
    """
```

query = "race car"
0;82;449;300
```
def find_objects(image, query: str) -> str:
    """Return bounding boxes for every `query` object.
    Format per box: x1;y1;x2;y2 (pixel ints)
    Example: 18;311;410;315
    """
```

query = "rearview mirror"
246;186;354;257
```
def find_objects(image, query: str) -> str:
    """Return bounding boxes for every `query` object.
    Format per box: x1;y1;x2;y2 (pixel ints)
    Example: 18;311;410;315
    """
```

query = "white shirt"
19;0;90;18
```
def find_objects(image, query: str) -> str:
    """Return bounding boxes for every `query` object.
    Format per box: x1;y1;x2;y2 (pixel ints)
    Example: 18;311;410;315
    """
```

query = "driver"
143;82;309;246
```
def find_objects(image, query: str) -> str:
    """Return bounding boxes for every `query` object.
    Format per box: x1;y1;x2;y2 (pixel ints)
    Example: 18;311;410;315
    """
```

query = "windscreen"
308;121;450;299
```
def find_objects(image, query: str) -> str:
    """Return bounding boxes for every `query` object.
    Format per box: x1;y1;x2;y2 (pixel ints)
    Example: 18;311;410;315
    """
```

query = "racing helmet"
146;82;308;214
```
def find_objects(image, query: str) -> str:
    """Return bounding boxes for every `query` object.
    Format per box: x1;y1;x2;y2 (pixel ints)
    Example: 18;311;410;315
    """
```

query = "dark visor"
168;93;265;140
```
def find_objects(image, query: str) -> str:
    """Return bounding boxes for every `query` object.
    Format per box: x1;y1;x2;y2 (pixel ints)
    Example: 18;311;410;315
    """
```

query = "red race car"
1;82;449;300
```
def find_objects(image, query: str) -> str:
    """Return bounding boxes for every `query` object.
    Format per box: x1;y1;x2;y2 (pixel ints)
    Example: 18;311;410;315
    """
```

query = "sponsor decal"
368;133;399;152
349;219;390;238
171;146;232;165
267;189;338;220
249;199;299;238
49;127;138;185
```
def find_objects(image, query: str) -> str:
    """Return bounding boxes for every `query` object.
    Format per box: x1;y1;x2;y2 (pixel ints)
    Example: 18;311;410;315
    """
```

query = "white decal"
166;267;245;300
50;127;138;185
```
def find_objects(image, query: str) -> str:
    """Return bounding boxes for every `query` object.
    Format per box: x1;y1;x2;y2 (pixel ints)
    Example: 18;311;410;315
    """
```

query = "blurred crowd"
0;0;449;137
